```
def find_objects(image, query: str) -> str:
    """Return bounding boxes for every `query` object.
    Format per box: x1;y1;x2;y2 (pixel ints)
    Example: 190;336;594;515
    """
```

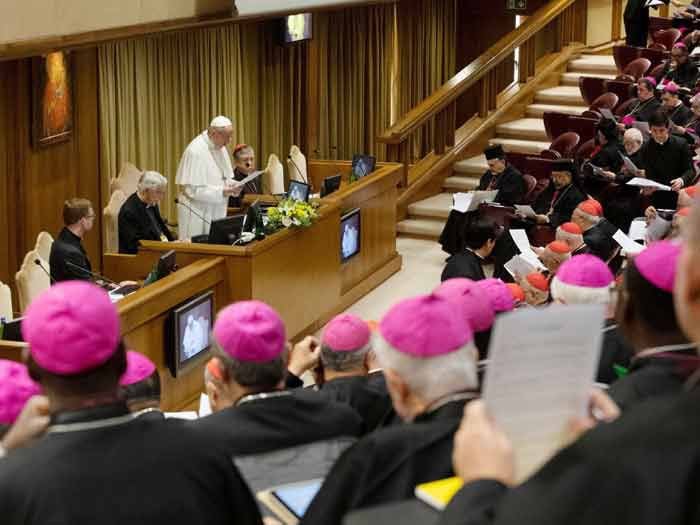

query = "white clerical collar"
203;130;217;150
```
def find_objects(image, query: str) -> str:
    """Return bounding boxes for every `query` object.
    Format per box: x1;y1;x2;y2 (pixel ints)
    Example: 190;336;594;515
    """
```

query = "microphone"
65;261;118;287
34;259;55;284
287;155;309;185
175;198;211;226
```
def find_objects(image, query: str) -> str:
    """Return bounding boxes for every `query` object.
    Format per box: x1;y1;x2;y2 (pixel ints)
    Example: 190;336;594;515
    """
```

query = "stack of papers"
510;229;546;270
514;205;537;219
628;219;647;242
451;190;498;213
613;230;645;256
482;304;605;481
504;255;538;280
626;177;671;191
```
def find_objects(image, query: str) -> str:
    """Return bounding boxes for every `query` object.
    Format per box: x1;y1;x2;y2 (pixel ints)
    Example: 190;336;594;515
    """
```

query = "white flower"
282;216;292;227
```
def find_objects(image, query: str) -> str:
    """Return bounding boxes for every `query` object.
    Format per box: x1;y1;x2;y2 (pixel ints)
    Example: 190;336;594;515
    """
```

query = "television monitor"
167;291;213;377
209;214;245;245
340;208;361;262
320;174;342;197
283;13;312;44
351;154;376;180
0;317;23;342
157;250;176;279
288;180;310;202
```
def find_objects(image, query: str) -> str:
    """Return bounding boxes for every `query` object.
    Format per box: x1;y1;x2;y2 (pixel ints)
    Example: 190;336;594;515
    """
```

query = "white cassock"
175;131;234;240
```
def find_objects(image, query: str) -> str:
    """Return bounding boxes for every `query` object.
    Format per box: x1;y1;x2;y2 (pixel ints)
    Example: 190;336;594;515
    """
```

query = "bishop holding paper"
175;116;244;240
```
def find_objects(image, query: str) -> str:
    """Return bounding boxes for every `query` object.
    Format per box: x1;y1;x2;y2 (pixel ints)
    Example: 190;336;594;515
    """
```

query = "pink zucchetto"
0;360;41;425
621;115;636;126
551;254;614;304
379;294;473;358
663;81;680;95
321;313;371;352
633;240;681;293
474;278;515;313
22;281;120;375
120;351;157;386
213;300;286;363
434;278;496;332
643;76;657;87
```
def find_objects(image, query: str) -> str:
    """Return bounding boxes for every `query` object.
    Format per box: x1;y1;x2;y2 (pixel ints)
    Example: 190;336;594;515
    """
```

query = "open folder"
451;190;498;213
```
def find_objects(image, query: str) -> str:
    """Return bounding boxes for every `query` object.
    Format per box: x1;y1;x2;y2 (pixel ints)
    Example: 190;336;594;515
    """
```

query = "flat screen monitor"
244;200;261;233
0;317;23;342
321;174;342;197
283;13;312;43
167;291;213;377
351;154;376;180
340;208;361;262
209;215;244;245
288;180;310;202
156;250;176;279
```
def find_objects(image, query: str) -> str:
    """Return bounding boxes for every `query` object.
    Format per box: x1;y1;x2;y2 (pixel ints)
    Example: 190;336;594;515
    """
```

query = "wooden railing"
378;0;588;188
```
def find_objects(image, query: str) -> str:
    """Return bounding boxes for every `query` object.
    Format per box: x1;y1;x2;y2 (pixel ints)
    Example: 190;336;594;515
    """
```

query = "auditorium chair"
650;28;682;51
287;145;308;185
15;250;50;312
521;174;539;204
34;231;54;263
615;98;637;117
103;190;128;253
578;76;607;106
603;80;634;109
615;58;651;82
576;138;596;165
647;62;667;79
264;154;285;195
505;152;533;174
567;116;597;144
0;281;12;321
546;132;580;158
523;157;555;181
649;16;673;36
582;93;619;118
542;112;570;140
109;162;142;198
613;45;642;72
639;47;668;69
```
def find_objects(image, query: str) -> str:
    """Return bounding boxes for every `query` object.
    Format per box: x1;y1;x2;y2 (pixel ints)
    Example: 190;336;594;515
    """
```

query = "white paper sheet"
164;411;199;420
510;229;545;269
626;177;671;191
236;170;265;187
199;393;212;417
504;255;537;280
451;191;498;213
515;205;537;219
482;304;605;481
628;219;647;242
612;229;645;256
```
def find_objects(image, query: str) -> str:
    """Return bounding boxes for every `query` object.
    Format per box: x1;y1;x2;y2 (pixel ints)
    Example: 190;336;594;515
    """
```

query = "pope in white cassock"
175;116;244;240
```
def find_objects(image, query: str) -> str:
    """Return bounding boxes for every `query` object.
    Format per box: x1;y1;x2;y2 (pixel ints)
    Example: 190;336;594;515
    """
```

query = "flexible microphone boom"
33;259;56;284
287;155;309;185
175;198;211;226
65;261;118;286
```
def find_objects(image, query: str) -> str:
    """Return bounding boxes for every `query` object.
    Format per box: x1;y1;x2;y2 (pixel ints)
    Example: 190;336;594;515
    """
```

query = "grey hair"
137;171;168;192
623;127;643;144
320;342;370;372
373;335;478;403
212;343;287;390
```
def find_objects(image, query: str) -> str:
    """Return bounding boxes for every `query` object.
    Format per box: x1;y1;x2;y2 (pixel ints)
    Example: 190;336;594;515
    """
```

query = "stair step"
407;193;454;219
526;103;588;117
534;86;586;106
560;71;617;86
489;137;552;155
568;54;618;74
453;156;487;175
495;118;548;141
443;176;481;191
397;218;445;240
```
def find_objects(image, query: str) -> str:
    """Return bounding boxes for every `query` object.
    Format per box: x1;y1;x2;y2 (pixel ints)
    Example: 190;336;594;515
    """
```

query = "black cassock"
532;183;586;229
624;96;662;123
300;399;470;525
596;321;635;385
118;192;174;254
49;227;93;282
437;386;700;525
608;348;700;411
190;388;363;455
640;135;696;187
478;165;526;207
624;0;649;48
319;375;394;434
0;404;262;525
441;250;486;282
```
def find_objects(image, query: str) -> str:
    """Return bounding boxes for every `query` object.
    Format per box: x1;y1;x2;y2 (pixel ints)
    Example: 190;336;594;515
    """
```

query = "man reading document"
175;116;244;240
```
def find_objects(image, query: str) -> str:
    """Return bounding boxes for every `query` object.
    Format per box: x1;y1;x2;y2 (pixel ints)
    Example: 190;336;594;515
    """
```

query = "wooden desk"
104;162;403;341
0;257;230;411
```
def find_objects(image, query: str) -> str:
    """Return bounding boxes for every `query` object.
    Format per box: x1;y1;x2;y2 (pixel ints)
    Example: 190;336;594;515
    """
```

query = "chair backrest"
578;76;607;106
639;47;668;69
504;152;532;174
589;92;619;111
287;145;308;184
542;112;571;140
524;156;556;181
522;174;538;203
604;80;635;109
576;138;596;163
622;58;651;80
264;154;285;195
528;177;551;205
109;162;142;197
15;250;50;313
648;62;666;79
613;45;641;72
539;149;561;159
549;132;581;157
652;28;682;51
34;231;54;262
614;97;638;117
0;281;13;321
103;190;127;253
567;116;597;144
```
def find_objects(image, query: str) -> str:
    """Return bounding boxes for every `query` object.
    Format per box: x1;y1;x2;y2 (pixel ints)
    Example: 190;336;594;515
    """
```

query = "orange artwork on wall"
33;51;73;147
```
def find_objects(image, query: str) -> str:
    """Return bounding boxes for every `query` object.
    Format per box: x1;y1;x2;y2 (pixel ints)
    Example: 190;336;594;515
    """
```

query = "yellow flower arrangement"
265;198;319;233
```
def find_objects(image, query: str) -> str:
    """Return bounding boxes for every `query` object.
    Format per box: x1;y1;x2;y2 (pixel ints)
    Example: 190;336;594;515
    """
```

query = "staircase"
397;54;617;240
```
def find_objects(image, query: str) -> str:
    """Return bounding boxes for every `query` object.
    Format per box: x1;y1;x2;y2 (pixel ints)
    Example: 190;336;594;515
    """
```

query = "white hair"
623;127;643;144
551;277;612;304
373;335;478;402
137;171;168;192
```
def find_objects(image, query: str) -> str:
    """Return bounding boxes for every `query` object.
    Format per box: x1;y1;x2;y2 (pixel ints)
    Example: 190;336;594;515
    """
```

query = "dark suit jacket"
49;227;92;282
441;249;486;282
319;376;394;434
478;165;526;207
229;168;263;207
533;183;586;229
583;220;617;261
118;192;174;254
640;135;696;187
